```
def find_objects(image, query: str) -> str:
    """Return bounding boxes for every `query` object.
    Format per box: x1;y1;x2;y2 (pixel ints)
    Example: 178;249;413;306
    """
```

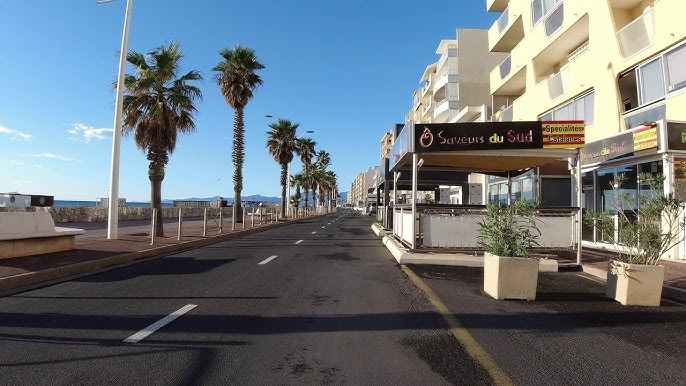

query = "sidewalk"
372;223;686;303
0;215;300;292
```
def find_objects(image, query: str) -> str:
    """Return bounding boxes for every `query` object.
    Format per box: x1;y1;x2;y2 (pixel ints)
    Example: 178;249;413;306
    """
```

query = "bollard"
219;209;223;234
150;208;157;245
242;205;246;229
177;208;183;241
251;207;255;227
203;208;207;237
232;207;236;231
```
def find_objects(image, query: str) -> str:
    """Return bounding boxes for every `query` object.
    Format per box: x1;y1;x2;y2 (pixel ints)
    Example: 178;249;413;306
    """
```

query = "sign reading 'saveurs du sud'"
415;121;544;152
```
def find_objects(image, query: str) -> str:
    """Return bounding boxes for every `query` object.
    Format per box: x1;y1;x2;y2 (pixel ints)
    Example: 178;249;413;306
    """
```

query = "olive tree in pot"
477;200;541;301
586;173;686;306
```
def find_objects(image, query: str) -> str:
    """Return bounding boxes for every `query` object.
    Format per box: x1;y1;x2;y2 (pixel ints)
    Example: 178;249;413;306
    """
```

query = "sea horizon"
54;200;172;208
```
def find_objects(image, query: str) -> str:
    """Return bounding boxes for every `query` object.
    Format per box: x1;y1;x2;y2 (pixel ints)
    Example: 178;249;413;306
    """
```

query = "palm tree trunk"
147;148;166;237
233;107;245;222
280;163;287;219
303;187;309;210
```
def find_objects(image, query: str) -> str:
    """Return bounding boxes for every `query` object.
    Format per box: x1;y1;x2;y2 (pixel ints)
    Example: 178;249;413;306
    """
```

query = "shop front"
388;120;584;260
580;120;686;260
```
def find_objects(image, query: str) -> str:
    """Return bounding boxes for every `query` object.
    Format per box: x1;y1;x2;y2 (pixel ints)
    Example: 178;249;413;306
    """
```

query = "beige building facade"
487;0;686;256
408;28;507;125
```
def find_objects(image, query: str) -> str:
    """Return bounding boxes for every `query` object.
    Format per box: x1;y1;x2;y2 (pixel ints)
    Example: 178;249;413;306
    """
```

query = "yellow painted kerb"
401;265;514;386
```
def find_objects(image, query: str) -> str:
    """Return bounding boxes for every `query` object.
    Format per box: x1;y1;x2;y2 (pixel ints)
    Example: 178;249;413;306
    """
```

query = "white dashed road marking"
295;239;304;244
124;304;197;344
259;255;278;265
311;231;317;235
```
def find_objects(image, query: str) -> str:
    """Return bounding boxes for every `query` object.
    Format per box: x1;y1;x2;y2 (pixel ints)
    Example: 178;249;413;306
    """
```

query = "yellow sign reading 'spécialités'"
541;121;585;149
633;125;658;152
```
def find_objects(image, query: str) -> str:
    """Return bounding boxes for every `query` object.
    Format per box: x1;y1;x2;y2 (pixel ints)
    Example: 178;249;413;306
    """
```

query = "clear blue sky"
0;1;497;201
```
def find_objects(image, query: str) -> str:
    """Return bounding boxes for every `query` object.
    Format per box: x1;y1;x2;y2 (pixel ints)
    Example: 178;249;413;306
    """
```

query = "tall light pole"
100;0;133;239
287;129;314;218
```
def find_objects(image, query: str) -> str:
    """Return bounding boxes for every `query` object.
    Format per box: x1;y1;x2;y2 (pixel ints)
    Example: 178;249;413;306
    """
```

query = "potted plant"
586;173;685;306
477;200;542;301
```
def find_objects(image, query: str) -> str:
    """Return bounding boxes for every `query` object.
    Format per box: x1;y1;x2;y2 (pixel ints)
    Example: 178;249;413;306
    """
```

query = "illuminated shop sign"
414;122;544;152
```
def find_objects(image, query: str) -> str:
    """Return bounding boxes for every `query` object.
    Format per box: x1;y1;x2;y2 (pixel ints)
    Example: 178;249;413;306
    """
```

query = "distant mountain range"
169;195;281;204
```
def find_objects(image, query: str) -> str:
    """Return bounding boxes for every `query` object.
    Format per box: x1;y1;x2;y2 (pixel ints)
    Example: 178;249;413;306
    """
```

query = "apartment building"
408;28;507;125
405;29;507;204
348;167;379;209
487;0;686;252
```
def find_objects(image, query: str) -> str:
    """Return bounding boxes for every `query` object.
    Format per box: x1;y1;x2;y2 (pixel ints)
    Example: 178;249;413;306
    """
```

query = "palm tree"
323;170;338;209
213;45;264;222
314;150;331;208
120;42;202;237
290;172;305;216
295;137;316;209
266;119;299;218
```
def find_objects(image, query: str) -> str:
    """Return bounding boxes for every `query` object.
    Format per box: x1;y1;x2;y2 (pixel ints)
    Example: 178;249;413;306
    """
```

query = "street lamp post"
100;0;133;240
287;129;314;218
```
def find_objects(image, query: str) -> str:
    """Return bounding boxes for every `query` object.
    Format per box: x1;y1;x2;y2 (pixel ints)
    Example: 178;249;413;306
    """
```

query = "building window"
665;43;686;92
532;0;563;26
638;57;665;104
620;42;686;118
539;91;594;125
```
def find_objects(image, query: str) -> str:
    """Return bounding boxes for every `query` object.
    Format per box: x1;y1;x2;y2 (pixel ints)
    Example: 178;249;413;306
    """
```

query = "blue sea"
54;200;172;207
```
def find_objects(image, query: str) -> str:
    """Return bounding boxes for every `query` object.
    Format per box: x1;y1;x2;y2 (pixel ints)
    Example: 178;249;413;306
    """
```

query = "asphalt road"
0;213;491;385
3;212;686;385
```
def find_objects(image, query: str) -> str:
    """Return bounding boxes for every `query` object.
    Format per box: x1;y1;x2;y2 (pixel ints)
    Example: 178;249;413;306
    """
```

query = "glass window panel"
554;102;574;120
639;57;666;104
541;178;571;206
512;179;522;202
666;44;686;92
521;177;534;202
488;184;499;204
499;183;508;205
596;168;616;243
581;172;595;241
540;111;553;121
584;92;594;125
638;161;663;204
532;0;543;24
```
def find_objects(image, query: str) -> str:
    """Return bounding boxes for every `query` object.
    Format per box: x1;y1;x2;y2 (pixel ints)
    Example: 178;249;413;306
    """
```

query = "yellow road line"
401;265;514;386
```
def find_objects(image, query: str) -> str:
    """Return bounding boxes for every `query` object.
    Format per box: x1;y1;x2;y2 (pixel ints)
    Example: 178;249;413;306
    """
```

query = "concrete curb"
0;214;328;293
370;223;389;237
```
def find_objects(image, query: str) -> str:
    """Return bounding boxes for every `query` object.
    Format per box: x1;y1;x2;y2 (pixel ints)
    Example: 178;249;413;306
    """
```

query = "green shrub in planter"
477;200;541;258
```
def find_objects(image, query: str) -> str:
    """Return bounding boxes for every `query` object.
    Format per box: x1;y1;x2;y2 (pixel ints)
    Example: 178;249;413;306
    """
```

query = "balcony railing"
544;1;564;37
617;7;655;58
499;55;512;79
497;7;510;33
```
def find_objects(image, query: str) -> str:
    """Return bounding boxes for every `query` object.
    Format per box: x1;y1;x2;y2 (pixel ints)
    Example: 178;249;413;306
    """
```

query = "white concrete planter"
606;260;665;306
483;252;540;301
